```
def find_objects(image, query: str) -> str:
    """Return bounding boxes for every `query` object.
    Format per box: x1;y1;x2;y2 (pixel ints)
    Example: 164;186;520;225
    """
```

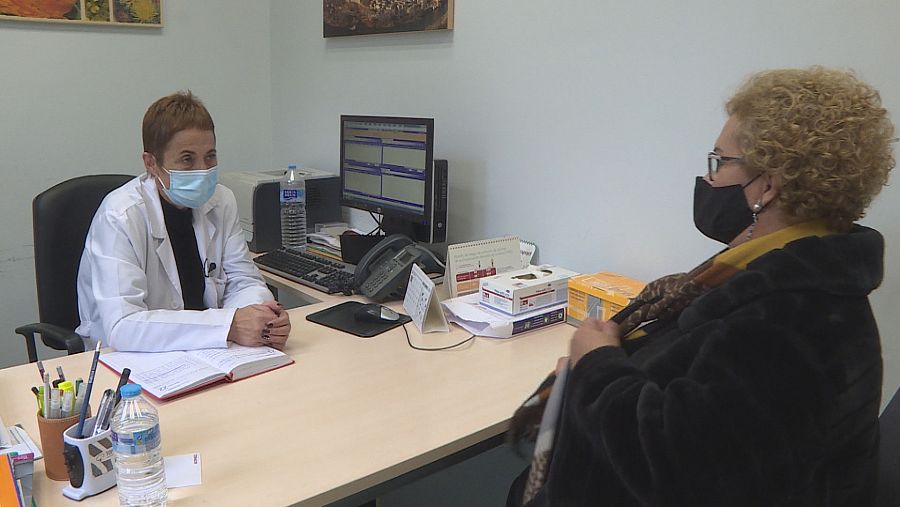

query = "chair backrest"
31;174;133;335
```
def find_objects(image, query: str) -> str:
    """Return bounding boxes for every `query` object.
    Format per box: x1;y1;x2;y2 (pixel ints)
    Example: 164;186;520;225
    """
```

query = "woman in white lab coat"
76;91;290;352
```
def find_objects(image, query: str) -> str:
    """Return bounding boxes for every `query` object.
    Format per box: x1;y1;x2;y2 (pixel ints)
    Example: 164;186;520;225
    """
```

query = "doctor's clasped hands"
228;301;291;350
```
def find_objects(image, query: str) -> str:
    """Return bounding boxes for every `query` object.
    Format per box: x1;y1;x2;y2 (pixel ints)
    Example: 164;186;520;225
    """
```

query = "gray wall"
0;0;274;366
269;0;900;408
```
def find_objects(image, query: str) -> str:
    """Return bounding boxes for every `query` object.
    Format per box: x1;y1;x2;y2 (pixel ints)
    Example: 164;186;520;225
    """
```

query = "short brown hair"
726;67;896;230
142;91;215;163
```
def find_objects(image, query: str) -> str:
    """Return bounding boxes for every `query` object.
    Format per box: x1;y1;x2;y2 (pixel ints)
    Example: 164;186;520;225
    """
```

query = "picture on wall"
0;0;162;27
324;0;453;38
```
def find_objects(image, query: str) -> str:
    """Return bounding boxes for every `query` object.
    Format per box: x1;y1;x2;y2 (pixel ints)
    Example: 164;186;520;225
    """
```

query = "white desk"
0;281;570;506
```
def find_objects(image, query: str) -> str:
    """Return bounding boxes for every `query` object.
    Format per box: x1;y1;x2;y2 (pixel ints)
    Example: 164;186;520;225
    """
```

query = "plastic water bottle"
110;384;167;507
280;164;307;249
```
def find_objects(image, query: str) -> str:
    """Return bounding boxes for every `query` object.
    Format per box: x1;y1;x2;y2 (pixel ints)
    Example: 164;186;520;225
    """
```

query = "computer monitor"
340;115;447;243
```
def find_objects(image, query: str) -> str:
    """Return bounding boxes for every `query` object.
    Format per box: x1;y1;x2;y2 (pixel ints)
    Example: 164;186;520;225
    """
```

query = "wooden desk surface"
0;283;571;506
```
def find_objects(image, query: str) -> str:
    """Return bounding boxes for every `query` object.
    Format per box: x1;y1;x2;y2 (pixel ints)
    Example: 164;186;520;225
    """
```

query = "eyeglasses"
707;151;743;181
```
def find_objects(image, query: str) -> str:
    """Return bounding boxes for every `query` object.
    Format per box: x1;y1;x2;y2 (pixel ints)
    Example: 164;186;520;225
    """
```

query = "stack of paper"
305;241;342;261
1;422;41;507
306;225;364;261
441;293;568;339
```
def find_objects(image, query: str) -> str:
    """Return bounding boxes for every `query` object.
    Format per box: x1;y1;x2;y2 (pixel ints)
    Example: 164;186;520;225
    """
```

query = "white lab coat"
76;173;273;352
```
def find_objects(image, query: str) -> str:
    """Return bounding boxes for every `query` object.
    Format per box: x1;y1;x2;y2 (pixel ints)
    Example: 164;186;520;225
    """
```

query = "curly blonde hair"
726;67;896;230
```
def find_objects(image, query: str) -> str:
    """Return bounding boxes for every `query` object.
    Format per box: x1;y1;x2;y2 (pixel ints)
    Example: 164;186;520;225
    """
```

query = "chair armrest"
15;323;85;362
13;324;40;363
65;334;86;355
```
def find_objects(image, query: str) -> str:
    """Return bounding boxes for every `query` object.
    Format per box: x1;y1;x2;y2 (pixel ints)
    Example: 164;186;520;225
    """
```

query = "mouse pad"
306;301;412;338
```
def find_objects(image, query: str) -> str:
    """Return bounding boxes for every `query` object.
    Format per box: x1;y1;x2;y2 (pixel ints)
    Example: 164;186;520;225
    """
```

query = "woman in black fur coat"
509;67;895;507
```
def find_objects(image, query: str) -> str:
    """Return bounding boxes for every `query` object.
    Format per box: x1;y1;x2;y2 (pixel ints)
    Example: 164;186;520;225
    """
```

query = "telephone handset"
354;234;444;302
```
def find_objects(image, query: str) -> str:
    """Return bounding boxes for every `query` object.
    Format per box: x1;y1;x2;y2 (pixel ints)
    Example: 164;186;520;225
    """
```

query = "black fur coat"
521;225;884;507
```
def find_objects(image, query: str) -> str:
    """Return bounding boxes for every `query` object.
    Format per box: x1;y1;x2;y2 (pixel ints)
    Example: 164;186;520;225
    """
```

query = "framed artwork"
0;0;162;27
324;0;453;38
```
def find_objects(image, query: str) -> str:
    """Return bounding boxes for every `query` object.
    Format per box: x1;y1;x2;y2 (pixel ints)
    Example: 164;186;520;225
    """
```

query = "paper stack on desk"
306;224;365;261
306;233;343;261
1;419;42;507
441;293;568;339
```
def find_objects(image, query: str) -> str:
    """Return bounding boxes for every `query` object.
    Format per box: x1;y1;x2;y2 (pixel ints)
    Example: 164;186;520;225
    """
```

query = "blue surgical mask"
159;166;218;208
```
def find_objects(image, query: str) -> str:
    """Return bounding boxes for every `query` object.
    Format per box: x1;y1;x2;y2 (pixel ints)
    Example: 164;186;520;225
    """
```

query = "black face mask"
693;176;759;244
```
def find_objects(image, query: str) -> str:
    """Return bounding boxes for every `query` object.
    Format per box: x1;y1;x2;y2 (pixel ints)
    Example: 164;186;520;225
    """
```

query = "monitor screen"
340;115;447;244
340;115;434;219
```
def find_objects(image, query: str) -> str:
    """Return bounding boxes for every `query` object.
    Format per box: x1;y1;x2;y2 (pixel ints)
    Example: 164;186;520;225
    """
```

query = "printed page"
446;236;521;298
441;293;515;337
403;264;450;333
101;351;223;399
187;343;290;380
403;263;434;332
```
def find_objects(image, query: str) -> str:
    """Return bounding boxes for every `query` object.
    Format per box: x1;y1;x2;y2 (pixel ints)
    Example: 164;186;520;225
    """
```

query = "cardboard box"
567;272;646;325
480;265;579;315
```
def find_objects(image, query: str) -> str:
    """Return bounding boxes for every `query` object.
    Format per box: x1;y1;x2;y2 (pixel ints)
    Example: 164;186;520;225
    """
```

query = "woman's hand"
260;300;291;350
227;304;278;347
569;318;622;366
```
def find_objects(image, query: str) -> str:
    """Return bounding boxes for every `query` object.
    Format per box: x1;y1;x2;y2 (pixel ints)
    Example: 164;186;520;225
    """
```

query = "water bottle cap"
120;384;142;398
287;164;297;170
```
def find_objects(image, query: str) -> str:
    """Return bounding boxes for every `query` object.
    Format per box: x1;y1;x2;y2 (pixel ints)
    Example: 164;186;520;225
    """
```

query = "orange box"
567;272;645;325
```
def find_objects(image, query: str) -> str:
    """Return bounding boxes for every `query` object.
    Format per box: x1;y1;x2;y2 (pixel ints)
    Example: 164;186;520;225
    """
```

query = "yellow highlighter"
59;380;75;418
36;386;44;417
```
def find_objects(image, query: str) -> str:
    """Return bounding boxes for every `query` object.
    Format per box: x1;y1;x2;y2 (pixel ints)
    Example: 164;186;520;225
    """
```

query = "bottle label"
112;424;161;454
281;188;305;203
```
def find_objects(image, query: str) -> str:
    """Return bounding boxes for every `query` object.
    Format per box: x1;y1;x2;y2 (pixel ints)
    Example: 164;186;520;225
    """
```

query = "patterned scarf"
510;220;835;506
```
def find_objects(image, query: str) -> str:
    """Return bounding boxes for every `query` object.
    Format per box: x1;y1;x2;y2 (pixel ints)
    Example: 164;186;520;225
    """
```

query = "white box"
479;265;579;315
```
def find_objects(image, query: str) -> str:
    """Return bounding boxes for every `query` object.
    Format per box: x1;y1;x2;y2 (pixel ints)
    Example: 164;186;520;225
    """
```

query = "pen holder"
36;408;88;481
62;416;117;500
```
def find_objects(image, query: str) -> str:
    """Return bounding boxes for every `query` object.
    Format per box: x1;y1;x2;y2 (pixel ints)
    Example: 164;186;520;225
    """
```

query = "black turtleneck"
160;198;207;311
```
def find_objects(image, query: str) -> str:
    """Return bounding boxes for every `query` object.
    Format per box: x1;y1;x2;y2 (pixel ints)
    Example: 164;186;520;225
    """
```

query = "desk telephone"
353;234;444;302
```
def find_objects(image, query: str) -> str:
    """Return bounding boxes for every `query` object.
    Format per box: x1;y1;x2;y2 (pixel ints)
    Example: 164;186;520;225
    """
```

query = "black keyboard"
254;248;356;295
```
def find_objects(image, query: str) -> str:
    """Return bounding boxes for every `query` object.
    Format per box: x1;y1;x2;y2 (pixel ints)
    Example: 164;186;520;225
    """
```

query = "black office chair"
15;174;133;363
876;387;900;506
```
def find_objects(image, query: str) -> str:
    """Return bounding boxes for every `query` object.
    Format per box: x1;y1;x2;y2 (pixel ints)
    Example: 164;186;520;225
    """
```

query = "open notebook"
100;344;294;400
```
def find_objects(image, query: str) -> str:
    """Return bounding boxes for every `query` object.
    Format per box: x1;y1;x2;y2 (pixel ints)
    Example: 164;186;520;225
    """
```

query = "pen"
56;366;66;381
112;368;131;407
31;386;40;415
61;390;75;418
42;373;50;419
49;388;61;419
74;383;86;414
36;360;45;381
92;389;115;436
33;388;43;420
35;386;44;417
76;341;101;437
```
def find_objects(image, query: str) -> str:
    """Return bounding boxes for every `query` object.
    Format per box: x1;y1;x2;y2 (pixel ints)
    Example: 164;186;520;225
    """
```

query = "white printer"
219;168;341;252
